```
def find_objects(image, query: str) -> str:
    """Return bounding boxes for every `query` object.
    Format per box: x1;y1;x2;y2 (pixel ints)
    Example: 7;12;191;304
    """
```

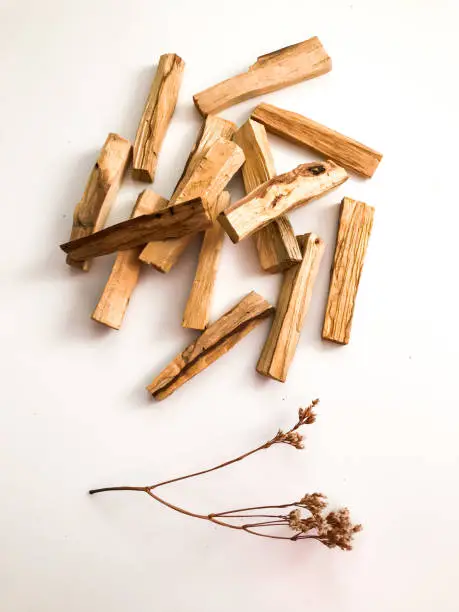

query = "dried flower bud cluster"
270;399;319;449
287;493;362;550
298;399;319;425
274;429;305;449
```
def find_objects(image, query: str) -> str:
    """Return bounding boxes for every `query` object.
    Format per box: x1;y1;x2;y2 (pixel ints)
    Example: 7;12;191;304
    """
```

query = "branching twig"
89;400;362;550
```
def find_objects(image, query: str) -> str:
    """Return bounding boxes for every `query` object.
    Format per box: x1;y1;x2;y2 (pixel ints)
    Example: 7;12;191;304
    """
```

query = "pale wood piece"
60;197;211;262
139;115;237;272
91;191;168;330
167;138;243;219
133;54;185;182
66;133;131;271
219;160;348;243
234;119;301;273
322;197;375;345
257;233;325;382
193;37;331;116
147;291;274;400
182;192;229;331
252;103;383;179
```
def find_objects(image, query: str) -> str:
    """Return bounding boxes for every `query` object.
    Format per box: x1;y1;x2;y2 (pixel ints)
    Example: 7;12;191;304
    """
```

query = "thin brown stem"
212;502;297;517
146;489;209;520
242;527;295;540
243;521;288;528
216;514;286;519
89;486;148;494
150;442;272;490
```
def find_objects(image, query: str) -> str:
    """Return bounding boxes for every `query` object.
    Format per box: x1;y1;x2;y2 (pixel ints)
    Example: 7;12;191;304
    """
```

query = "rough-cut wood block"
60;197;211;262
234;120;302;273
91;191;168;330
193;37;331;116
133;54;185;182
147;291;274;400
252;103;382;179
139;115;237;272
182;192;229;331
66;133;131;271
322;197;375;344
219;161;348;243
257;233;325;382
167;138;243;219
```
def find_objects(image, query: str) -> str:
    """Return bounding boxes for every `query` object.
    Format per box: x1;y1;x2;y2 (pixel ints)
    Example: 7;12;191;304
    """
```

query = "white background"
1;0;459;610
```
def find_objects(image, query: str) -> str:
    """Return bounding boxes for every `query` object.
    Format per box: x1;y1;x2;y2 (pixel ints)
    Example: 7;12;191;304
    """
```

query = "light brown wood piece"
252;103;382;179
139;115;237;272
147;291;274;400
91;191;168;330
257;233;325;382
322;197;375;344
66;133;131;271
60;197;212;262
193;37;331;116
234;119;301;273
219;160;348;243
132;54;185;182
182;192;229;331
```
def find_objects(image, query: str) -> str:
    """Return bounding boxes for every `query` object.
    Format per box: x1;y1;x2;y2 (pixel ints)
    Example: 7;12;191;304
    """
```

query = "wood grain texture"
219;160;348;243
147;291;274;400
60;197;211;262
193;37;331;116
132;54;184;182
257;233;325;382
322;197;375;344
182;192;229;331
234;119;302;273
252;103;382;178
139;115;237;272
66;133;131;271
91;191;168;330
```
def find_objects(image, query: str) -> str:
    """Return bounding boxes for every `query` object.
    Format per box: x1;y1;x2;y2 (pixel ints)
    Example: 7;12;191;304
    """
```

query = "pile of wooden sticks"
60;36;381;399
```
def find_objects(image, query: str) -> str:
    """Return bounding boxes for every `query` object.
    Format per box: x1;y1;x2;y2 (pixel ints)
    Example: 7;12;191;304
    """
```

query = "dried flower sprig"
89;400;362;550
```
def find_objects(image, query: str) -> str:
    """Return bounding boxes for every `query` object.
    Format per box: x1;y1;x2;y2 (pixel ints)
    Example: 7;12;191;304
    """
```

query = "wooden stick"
139;115;237;272
252;103;383;179
66;133;131;271
193;37;331;116
133;54;185;182
234;119;301;273
182;192;229;331
166;138;243;219
147;291;274;400
257;233;325;382
322;197;375;344
91;191;168;330
60;197;211;262
219;160;348;243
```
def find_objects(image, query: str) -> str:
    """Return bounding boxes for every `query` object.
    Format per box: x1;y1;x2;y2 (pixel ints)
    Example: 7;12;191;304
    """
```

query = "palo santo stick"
91;191;168;330
219;161;348;243
257;233;325;382
322;197;374;345
66;133;131;271
193;36;331;116
60;197;211;262
182;191;229;331
139;115;237;272
133;54;185;182
148;291;274;400
166;138;243;219
252;103;382;179
234;119;301;273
